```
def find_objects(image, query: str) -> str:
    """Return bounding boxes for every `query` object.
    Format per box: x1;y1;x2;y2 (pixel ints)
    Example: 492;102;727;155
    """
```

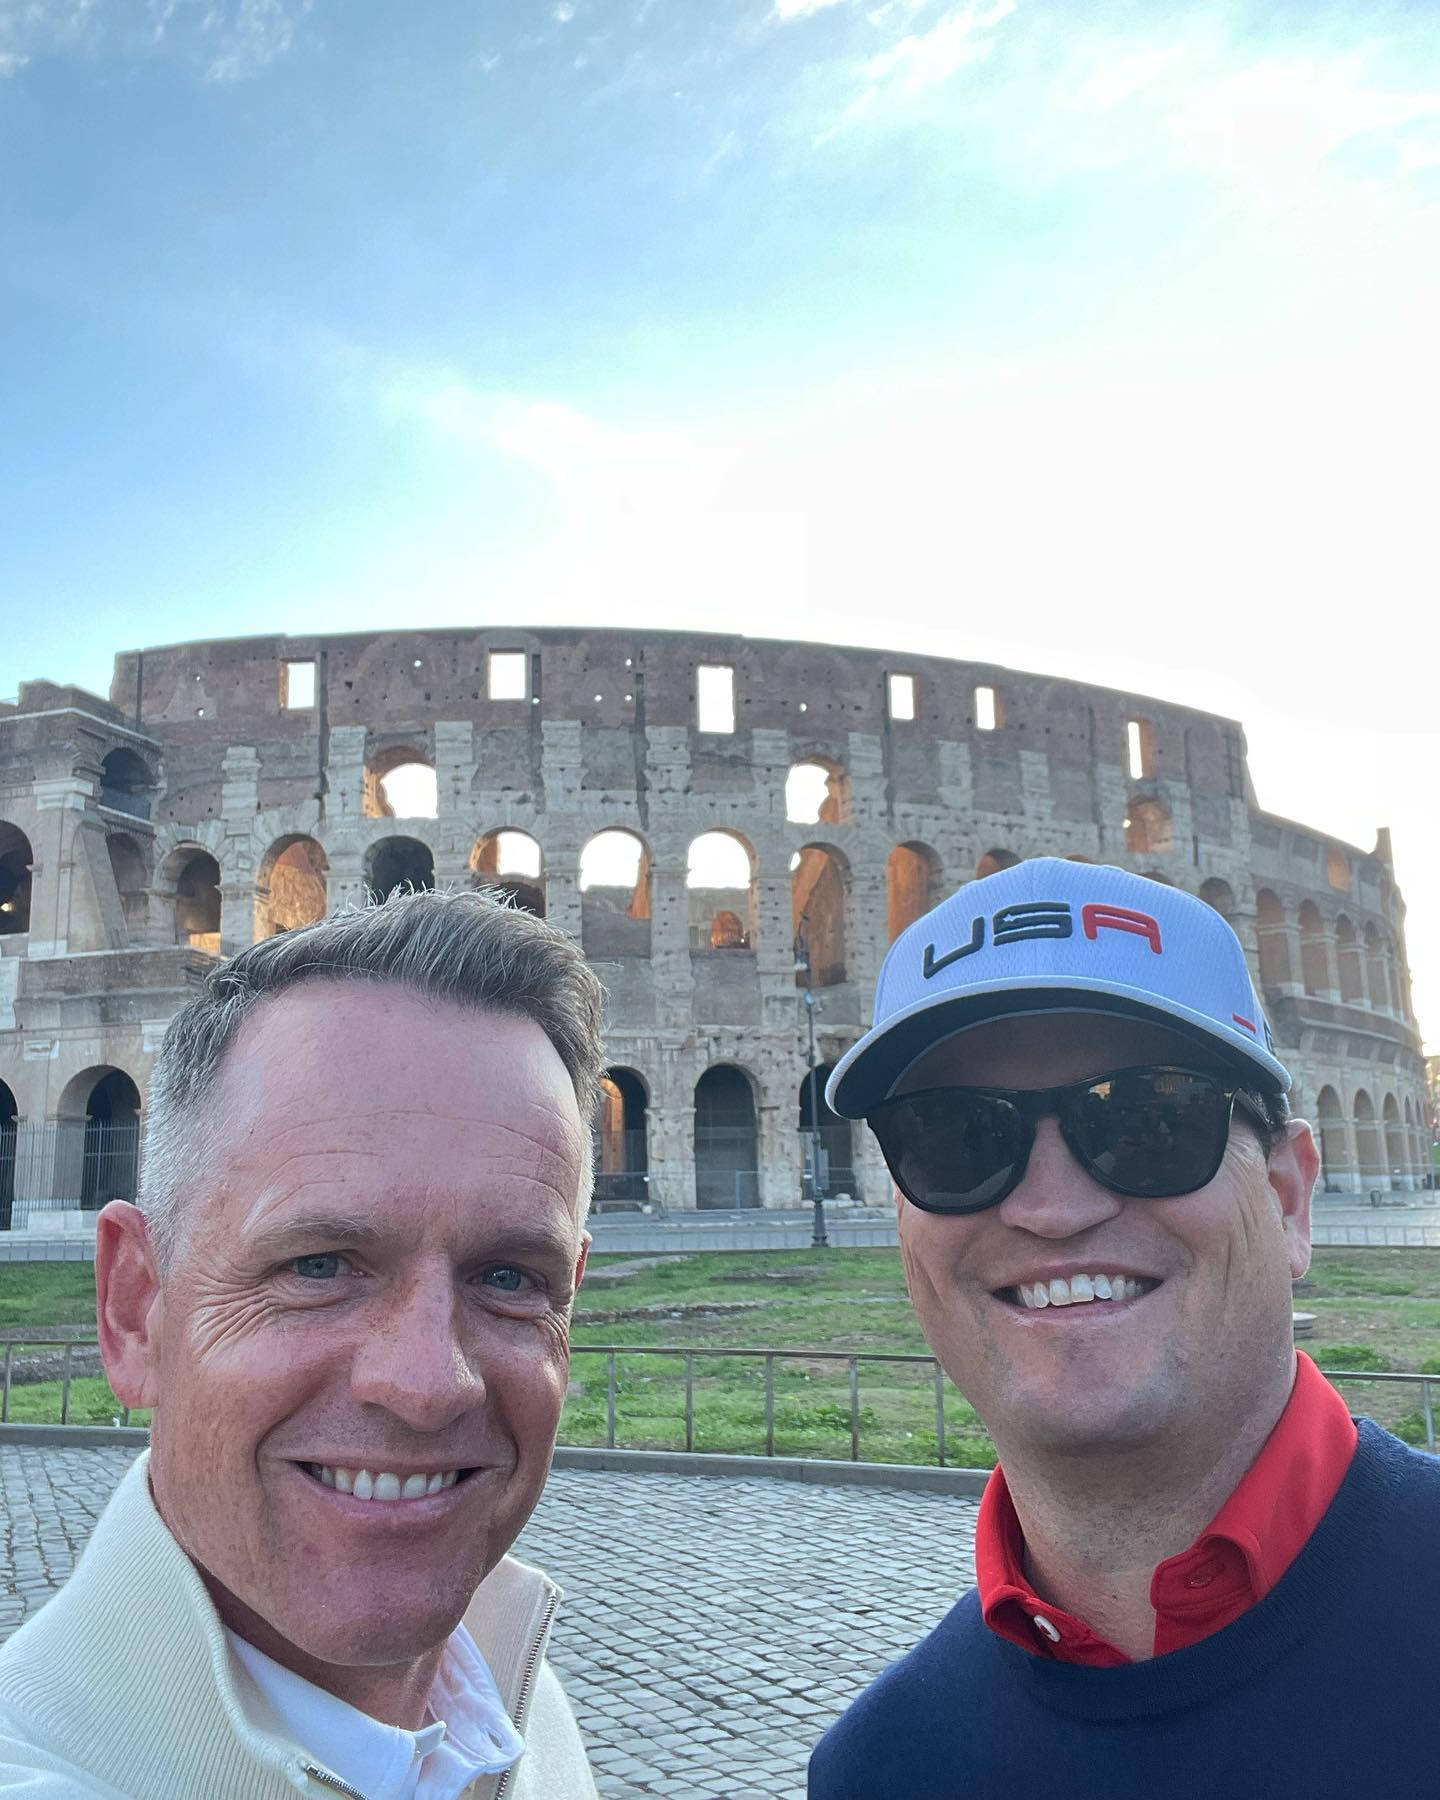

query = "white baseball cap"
825;858;1289;1120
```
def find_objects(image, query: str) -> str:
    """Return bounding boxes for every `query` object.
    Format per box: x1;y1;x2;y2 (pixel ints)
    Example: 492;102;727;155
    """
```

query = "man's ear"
1268;1120;1319;1282
95;1201;164;1411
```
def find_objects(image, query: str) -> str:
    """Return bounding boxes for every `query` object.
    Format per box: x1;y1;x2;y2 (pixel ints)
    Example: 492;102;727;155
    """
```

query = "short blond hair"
140;889;605;1266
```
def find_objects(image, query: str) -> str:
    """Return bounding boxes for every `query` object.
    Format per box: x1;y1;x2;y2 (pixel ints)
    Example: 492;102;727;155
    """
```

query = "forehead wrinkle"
237;1101;576;1148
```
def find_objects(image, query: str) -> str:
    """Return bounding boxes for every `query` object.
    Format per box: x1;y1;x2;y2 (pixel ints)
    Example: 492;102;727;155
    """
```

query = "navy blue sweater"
809;1422;1440;1799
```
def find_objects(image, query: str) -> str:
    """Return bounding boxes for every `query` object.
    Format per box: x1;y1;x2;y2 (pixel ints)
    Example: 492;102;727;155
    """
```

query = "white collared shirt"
225;1622;524;1800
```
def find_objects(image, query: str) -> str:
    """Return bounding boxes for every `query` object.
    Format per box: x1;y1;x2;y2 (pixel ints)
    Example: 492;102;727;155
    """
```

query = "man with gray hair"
0;890;604;1798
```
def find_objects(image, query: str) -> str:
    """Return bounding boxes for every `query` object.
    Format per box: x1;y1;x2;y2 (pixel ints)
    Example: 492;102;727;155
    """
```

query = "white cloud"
1046;28;1440;204
774;0;848;19
204;0;310;81
811;0;1016;138
862;0;1014;92
204;0;303;78
0;0;309;79
377;368;738;516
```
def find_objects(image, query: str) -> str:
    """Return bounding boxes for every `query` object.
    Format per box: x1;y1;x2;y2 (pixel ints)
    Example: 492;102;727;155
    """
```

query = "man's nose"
996;1116;1125;1237
348;1274;485;1431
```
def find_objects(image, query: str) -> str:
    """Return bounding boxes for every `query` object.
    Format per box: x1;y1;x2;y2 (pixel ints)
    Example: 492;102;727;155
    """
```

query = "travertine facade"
0;628;1429;1227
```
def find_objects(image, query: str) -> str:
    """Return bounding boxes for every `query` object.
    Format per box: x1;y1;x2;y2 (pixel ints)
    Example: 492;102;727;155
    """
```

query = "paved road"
1;1446;978;1799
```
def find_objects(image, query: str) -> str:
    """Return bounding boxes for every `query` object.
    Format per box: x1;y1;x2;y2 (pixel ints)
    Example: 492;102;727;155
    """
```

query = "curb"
0;1423;150;1448
551;1445;989;1494
0;1425;989;1492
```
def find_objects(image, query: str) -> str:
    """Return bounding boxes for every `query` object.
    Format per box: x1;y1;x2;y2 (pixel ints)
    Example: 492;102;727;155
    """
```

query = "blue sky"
2;0;1436;1040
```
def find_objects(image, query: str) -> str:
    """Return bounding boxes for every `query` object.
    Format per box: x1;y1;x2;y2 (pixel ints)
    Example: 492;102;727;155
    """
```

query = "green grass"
5;1248;1438;1459
0;1262;98;1329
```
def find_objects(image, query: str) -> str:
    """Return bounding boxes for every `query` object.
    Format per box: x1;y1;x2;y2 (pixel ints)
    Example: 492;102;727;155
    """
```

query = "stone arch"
1363;923;1388;1012
366;836;436;903
694;1064;759;1209
470;830;545;917
887;842;941;943
0;1078;16;1230
1353;1089;1382;1186
257;835;329;937
1315;1086;1350;1189
593;1067;649;1209
785;757;850;827
1125;797;1173;857
58;1066;142;1209
976;848;1020;879
792;842;848;988
171;849;221;949
799;1063;856;1198
708;910;746;949
1403;1096;1422;1180
1255;889;1291;988
0;822;34;935
1335;915;1364;1004
1383;1093;1407;1185
1326;846;1351;892
99;748;154;820
580;829;651;957
364;745;437;821
1379;935;1399;1013
1298;901;1329;997
687;831;755;951
106;833;150;936
1199;878;1235;923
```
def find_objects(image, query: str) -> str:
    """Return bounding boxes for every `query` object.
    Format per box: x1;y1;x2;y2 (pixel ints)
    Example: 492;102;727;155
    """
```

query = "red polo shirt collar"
976;1352;1359;1664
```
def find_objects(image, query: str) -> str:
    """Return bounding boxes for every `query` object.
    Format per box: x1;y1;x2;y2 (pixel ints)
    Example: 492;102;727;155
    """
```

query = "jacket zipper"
491;1588;560;1800
299;1760;370;1800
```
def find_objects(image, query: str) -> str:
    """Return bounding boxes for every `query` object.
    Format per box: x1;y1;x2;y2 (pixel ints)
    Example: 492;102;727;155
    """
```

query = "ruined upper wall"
108;626;1258;839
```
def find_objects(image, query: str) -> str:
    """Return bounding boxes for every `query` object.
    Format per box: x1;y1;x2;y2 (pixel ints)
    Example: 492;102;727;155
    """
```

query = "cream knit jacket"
0;1452;598;1800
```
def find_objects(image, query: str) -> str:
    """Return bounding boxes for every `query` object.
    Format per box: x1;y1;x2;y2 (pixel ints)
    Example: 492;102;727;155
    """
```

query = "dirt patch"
582;1256;695;1285
714;1266;828;1285
576;1301;764;1325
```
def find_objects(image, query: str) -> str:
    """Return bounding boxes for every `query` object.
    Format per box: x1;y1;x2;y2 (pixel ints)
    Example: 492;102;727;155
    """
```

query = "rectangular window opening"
281;660;315;710
697;664;736;734
887;673;915;722
488;651;528;701
975;685;1000;731
1128;718;1156;780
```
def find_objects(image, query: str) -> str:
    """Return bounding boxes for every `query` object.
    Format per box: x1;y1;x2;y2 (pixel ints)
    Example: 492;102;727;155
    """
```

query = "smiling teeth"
312;1465;461;1499
1016;1274;1151;1309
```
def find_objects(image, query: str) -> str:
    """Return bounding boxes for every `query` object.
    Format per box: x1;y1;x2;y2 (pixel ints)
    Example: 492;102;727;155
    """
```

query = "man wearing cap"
809;859;1440;1799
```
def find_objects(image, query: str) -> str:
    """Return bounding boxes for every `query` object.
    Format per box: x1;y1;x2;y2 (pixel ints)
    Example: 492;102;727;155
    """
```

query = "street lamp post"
794;930;828;1249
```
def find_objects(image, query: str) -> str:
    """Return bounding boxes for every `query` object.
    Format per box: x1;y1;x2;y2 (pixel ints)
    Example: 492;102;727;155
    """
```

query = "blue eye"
483;1266;530;1293
290;1254;344;1281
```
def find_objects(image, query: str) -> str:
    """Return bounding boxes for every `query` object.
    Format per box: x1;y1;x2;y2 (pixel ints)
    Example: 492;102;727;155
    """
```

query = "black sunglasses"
866;1065;1274;1216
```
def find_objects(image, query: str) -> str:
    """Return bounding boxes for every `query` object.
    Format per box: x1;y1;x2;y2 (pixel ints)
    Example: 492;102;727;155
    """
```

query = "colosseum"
0;627;1429;1231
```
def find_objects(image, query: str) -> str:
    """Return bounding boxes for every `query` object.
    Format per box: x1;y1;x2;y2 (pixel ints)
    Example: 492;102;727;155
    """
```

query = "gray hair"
140;889;606;1268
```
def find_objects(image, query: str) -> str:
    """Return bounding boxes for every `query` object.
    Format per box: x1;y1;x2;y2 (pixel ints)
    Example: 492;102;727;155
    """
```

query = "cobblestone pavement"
1;1447;978;1799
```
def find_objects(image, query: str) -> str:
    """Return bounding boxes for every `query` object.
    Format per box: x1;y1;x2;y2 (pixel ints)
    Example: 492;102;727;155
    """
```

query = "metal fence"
591;1130;656;1213
694;1126;761;1209
6;1339;1435;1461
0;1121;141;1229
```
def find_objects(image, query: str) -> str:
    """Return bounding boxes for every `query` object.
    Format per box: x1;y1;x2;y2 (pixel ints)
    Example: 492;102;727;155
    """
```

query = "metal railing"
575;1345;955;1463
5;1339;1435;1459
0;1122;141;1228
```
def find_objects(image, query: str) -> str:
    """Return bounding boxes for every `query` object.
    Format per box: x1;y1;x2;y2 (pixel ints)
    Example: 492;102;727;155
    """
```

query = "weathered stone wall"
0;629;1429;1216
